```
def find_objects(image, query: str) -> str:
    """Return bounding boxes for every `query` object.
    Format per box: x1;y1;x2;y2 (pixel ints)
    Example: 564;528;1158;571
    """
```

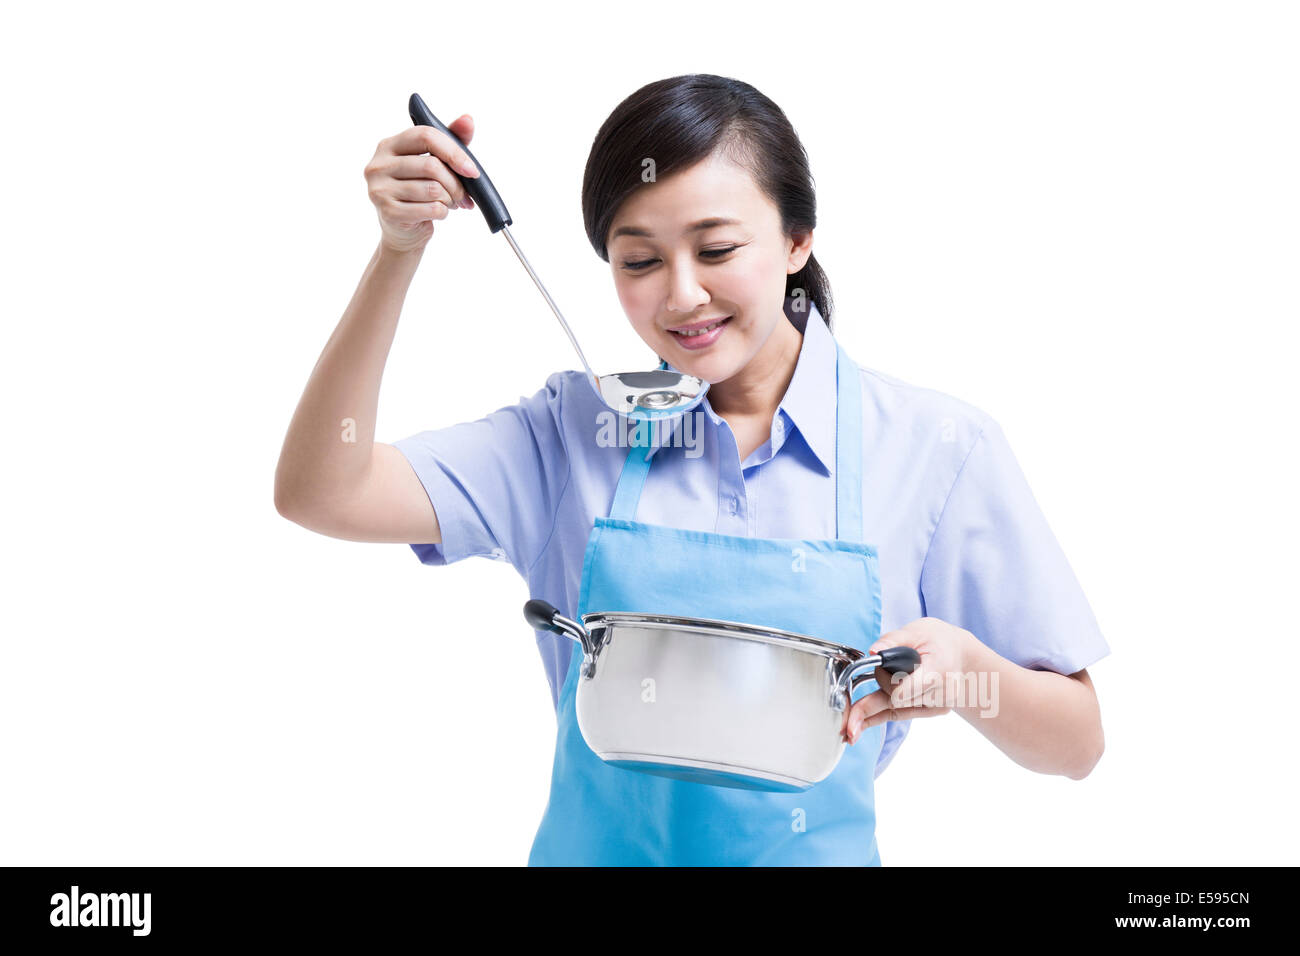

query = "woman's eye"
621;246;739;272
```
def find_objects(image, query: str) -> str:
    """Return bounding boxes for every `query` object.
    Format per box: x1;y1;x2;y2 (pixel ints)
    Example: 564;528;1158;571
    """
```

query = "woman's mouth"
667;316;732;350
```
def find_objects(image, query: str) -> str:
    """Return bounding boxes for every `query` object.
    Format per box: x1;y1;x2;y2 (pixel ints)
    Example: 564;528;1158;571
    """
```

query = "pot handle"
523;599;595;659
836;646;922;702
409;93;513;234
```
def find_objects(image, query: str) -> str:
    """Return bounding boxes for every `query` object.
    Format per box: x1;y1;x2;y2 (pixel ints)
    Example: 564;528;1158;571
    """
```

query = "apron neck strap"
609;344;863;540
832;340;863;540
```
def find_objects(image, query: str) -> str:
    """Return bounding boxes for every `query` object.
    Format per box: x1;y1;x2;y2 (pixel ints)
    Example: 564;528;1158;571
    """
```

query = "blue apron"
528;338;886;866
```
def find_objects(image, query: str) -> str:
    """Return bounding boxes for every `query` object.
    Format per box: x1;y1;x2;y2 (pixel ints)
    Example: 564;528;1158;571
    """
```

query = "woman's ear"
787;229;814;273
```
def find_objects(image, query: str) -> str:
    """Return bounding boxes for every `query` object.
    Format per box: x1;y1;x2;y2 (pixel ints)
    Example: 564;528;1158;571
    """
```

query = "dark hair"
581;73;834;332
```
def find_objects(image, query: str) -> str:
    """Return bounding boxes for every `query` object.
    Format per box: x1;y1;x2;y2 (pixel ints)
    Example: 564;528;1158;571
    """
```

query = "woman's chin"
671;352;738;385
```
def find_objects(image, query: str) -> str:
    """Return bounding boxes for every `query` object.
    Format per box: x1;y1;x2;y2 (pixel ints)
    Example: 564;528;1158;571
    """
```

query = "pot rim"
579;610;871;662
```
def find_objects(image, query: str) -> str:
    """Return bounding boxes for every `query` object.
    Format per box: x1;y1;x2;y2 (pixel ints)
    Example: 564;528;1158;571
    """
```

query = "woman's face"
605;151;813;387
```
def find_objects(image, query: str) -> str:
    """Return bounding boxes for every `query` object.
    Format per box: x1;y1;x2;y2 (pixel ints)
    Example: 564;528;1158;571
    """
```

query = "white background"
2;0;1296;866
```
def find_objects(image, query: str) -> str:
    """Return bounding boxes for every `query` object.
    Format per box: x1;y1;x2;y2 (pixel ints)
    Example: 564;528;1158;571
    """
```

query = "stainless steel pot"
523;600;921;793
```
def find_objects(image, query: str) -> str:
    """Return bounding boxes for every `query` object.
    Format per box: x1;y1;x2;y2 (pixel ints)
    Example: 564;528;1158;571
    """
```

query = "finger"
868;627;909;655
388;125;480;178
383;154;454;180
862;704;951;730
386;178;453;206
420;123;480;179
447;113;474;146
378;197;452;226
841;696;864;739
873;663;916;707
444;115;476;207
842;689;893;742
374;155;473;209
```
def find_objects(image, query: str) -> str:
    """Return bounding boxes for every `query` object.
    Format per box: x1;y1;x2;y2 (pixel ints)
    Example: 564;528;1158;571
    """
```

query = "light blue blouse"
393;302;1110;776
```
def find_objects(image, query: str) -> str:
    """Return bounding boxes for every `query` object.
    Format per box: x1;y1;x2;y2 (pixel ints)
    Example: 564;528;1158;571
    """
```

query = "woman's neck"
706;312;803;421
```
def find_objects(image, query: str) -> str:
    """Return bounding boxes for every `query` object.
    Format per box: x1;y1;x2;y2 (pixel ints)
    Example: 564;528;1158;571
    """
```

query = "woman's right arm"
273;120;481;543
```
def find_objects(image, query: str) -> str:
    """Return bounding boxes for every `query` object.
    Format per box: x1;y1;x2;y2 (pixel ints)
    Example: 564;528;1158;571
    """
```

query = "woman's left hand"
843;617;977;744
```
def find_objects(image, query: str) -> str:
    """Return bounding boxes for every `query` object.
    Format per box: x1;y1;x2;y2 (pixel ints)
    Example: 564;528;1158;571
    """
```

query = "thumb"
868;634;897;656
448;113;475;145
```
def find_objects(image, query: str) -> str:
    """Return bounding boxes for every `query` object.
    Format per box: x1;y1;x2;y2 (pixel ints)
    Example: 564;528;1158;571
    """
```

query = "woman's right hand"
365;116;482;254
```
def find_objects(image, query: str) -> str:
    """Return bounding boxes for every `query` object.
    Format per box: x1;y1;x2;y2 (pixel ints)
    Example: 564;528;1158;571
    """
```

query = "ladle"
409;94;709;422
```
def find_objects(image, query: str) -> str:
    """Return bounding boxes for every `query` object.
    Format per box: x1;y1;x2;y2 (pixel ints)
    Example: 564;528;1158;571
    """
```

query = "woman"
274;74;1109;866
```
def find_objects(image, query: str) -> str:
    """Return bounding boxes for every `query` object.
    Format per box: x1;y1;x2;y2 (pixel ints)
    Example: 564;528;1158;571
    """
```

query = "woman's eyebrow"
610;217;742;240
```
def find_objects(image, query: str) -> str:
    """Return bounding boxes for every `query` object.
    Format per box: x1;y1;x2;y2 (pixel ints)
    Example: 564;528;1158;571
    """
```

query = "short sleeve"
919;416;1110;675
390;371;571;576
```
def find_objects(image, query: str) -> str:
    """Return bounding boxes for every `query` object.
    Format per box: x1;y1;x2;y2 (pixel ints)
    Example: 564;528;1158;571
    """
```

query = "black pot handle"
878;646;921;674
838;645;922;703
523;599;595;661
408;92;513;234
523;598;562;634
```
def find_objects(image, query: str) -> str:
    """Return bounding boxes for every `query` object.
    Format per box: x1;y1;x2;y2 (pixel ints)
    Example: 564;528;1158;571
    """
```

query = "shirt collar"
642;298;837;474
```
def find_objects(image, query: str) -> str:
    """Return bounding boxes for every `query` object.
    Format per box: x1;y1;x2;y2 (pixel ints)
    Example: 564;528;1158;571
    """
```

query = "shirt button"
728;495;738;515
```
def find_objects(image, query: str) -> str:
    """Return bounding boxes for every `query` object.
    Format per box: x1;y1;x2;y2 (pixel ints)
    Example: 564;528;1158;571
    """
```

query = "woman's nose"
664;259;710;314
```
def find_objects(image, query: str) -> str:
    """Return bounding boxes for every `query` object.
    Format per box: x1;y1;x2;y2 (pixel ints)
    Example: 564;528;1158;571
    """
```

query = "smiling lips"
667;315;733;349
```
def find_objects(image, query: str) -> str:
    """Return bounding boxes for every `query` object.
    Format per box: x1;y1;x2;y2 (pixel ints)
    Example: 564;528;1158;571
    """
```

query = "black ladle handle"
408;92;512;233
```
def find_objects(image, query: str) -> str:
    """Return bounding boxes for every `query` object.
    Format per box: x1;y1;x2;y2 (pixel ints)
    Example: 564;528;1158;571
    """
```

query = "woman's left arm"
844;618;1105;780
